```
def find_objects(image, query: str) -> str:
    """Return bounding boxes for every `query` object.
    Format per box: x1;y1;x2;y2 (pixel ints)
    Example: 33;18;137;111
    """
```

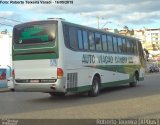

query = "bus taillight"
57;68;63;79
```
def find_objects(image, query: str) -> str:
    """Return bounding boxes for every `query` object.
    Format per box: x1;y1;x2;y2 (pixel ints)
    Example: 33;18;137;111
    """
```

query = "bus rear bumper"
14;78;66;93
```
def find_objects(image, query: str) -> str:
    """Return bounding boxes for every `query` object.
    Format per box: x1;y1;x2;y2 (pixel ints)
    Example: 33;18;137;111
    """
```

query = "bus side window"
113;36;118;53
78;30;83;50
117;37;122;53
63;24;70;47
95;33;102;51
122;38;127;54
130;39;134;54
102;34;108;51
133;40;138;55
89;32;95;51
126;39;131;54
82;30;89;50
69;27;78;49
138;41;144;64
107;35;113;52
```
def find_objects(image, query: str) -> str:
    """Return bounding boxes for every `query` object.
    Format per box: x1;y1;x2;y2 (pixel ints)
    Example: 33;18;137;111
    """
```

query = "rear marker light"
57;68;63;79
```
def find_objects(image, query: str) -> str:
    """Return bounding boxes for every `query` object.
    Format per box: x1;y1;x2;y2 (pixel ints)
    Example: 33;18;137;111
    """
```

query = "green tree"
114;29;119;34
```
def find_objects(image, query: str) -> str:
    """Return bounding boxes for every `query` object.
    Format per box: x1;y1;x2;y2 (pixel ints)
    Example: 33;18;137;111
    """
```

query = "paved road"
0;73;160;119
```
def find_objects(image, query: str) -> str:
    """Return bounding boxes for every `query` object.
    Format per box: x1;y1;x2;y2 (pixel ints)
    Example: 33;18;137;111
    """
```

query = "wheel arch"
88;73;101;97
92;73;101;85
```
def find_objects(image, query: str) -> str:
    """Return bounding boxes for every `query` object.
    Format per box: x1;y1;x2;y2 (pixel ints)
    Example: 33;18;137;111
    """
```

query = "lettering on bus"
115;56;127;63
82;54;95;64
128;57;133;63
98;55;113;64
82;54;134;64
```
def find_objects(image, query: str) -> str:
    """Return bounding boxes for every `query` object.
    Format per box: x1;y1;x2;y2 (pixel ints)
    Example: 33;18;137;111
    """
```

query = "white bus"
12;19;145;96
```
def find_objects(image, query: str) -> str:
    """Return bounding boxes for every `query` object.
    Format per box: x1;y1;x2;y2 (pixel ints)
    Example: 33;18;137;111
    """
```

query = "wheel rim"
93;80;99;94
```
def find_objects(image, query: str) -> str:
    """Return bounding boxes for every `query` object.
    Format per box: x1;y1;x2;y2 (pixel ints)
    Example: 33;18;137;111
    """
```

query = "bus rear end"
12;20;66;93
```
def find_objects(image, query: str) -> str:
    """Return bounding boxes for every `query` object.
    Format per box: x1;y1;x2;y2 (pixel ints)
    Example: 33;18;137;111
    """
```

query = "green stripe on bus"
85;65;141;74
14;42;55;49
67;85;91;92
67;79;131;93
13;53;57;60
100;79;130;88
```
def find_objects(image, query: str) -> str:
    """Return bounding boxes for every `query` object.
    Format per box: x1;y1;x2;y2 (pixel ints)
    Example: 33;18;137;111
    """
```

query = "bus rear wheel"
88;76;100;97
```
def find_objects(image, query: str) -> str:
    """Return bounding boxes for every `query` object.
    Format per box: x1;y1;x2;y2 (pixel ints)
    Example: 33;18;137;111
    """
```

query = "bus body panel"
63;44;143;92
13;59;57;79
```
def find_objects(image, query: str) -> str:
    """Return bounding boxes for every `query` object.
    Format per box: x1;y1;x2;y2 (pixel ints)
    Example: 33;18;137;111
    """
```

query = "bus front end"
12;20;66;93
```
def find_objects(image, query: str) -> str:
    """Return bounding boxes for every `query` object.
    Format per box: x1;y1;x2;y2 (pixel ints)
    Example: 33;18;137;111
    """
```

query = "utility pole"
96;16;100;29
80;13;105;29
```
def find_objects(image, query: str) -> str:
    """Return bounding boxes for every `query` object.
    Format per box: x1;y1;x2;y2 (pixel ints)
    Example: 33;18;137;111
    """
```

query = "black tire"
129;74;138;87
88;76;100;97
49;92;66;97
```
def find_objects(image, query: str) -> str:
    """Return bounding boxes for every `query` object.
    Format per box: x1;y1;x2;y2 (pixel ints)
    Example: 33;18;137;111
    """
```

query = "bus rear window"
13;23;56;45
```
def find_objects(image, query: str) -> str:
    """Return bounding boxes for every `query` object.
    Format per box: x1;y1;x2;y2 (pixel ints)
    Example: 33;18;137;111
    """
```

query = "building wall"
143;29;160;62
0;33;12;67
0;33;12;88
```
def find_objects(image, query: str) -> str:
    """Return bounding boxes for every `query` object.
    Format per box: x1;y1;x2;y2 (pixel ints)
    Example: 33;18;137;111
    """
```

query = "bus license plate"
30;80;39;83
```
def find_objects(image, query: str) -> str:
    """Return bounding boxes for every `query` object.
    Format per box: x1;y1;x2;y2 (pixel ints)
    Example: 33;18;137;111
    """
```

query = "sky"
0;0;160;33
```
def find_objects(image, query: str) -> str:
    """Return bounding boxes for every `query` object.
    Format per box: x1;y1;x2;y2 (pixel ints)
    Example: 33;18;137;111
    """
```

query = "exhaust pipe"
50;84;56;90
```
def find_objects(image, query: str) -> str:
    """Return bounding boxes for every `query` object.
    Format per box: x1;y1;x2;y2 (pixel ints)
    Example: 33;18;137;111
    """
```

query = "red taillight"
57;68;63;79
12;69;15;78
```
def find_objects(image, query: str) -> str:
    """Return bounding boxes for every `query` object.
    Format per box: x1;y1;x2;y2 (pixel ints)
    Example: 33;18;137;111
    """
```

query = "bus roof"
14;18;140;41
